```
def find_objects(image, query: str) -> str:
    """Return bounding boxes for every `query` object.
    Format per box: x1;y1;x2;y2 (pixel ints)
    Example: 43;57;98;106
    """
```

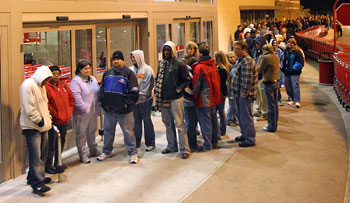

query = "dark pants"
23;129;48;187
235;97;256;144
264;82;279;131
196;106;219;150
133;99;155;148
184;105;199;149
46;124;68;169
216;99;227;135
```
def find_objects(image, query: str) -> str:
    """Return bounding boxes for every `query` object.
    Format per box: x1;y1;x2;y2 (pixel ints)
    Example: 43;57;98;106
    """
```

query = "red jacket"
45;80;75;124
192;57;223;108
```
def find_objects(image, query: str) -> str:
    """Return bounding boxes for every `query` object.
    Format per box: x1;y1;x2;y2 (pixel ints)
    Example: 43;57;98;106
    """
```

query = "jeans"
235;97;256;144
46;123;68;168
256;79;268;117
184;105;199;149
264;82;279;131
103;111;137;156
285;75;300;102
74;115;99;158
133;99;155;148
24;130;48;187
227;98;238;123
196;106;219;150
161;97;190;153
216;99;227;135
279;70;285;86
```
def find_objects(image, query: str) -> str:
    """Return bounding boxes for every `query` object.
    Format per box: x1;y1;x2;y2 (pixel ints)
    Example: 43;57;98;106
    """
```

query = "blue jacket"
99;66;139;114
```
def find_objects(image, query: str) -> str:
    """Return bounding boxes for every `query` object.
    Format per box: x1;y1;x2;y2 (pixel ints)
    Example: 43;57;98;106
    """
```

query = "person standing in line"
182;41;201;152
45;66;74;174
234;25;243;41
258;44;280;132
97;51;139;164
226;51;239;127
230;41;258;147
130;50;156;152
192;44;222;151
154;41;191;159
271;39;284;105
282;38;304;108
215;50;229;137
20;65;53;195
70;61;101;164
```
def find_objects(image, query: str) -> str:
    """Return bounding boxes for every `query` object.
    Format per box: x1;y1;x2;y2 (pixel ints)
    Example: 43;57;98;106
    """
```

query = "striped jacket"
230;54;258;100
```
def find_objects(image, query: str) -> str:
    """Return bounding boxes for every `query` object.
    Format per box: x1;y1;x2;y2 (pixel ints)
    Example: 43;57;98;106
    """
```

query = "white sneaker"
288;101;295;106
295;102;301;108
145;146;155;152
80;155;90;164
97;153;112;161
129;154;138;164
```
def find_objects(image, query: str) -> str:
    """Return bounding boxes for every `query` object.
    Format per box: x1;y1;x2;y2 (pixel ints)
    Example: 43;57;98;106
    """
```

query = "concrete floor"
0;60;348;203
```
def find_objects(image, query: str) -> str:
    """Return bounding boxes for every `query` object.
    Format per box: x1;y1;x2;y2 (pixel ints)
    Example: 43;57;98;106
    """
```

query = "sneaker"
97;153;112;161
295;102;301;108
288;101;295;106
161;148;178;154
238;141;256;147
181;153;190;159
89;150;102;158
32;183;51;195
256;116;267;121
145;146;155;152
129;154;138;164
80;155;90;164
285;97;292;101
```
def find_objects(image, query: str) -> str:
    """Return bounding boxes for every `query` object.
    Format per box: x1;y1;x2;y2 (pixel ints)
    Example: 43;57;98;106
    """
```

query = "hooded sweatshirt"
20;66;53;132
130;50;155;104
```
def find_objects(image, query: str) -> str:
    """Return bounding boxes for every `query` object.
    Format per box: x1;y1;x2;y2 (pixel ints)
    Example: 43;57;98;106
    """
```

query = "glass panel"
110;25;137;67
203;21;213;56
190;22;200;43
23;31;72;81
198;0;212;2
180;0;196;2
156;24;172;63
75;29;92;64
173;23;186;59
96;28;107;74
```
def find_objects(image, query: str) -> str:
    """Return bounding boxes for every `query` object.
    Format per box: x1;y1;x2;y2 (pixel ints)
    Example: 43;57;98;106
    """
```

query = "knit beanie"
112;51;124;61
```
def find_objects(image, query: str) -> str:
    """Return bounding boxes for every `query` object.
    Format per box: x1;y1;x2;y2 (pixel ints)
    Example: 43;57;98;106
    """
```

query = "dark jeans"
227;98;238;123
133;99;155;148
184;105;199;149
235;97;256;144
196;106;219;150
264;82;279;131
23;129;48;187
216;99;227;135
46;124;68;168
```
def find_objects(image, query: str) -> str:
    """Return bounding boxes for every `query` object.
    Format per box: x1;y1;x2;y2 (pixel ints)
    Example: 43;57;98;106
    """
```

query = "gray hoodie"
20;66;53;132
130;50;155;104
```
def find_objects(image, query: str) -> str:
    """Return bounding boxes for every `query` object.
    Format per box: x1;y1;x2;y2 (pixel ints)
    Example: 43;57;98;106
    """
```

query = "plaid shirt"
230;54;258;100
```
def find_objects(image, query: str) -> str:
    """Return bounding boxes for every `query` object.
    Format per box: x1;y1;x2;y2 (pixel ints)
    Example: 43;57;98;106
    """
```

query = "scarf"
154;60;172;111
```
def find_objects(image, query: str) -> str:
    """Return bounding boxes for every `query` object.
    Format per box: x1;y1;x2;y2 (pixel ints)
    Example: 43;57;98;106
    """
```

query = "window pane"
24;31;72;82
190;22;200;43
96;28;107;74
198;0;212;2
110;25;137;67
173;23;185;59
203;21;213;56
75;29;92;64
156;24;172;62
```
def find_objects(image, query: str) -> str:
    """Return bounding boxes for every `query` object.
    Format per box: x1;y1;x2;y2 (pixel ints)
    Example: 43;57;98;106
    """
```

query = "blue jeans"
235;97;256;144
285;75;300;102
227;98;238;123
279;70;285;86
103;111;137;156
23;130;48;187
264;82;279;131
216;99;227;135
196;106;219;150
184;104;199;149
133;99;155;148
161;97;190;153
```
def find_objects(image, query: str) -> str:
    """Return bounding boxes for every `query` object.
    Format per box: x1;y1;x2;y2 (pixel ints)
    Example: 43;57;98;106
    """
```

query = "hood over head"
254;35;267;48
131;50;146;69
31;65;53;86
162;41;176;59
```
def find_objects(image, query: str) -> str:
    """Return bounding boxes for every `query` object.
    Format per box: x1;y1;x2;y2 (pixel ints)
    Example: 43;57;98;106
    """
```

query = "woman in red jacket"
45;66;74;174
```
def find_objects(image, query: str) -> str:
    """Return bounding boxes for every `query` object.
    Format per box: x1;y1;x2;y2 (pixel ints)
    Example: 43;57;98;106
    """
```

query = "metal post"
53;125;64;182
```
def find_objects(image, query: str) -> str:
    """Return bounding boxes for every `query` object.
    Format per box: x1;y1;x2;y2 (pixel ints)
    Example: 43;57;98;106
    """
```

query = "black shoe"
44;177;52;184
263;125;276;132
32;183;51;195
181;153;190;159
45;167;57;174
234;136;245;142
238;142;256;147
212;145;219;149
161;148;178;154
197;146;210;152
